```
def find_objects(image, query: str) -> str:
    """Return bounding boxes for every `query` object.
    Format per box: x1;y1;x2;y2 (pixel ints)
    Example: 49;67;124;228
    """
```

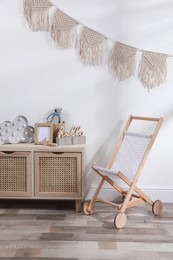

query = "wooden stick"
96;197;121;209
118;172;153;205
104;176;125;194
131;115;162;122
126;198;144;209
88;177;105;212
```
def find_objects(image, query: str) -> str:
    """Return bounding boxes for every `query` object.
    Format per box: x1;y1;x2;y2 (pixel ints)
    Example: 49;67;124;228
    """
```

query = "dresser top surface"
0;143;85;152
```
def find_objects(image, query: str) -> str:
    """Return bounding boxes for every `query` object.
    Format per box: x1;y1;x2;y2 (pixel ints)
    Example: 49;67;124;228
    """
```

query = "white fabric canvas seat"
93;132;151;180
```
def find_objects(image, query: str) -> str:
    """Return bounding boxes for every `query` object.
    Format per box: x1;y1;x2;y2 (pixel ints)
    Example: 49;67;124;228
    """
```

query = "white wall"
0;0;173;202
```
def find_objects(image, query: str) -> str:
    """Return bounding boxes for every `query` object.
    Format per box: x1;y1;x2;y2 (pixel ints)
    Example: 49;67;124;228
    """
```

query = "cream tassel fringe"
76;27;106;66
23;0;31;21
109;42;137;81
51;26;77;49
50;9;78;49
138;51;168;89
23;0;51;32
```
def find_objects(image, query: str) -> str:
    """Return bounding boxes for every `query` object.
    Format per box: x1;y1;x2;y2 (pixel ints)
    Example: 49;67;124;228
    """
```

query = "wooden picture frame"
34;123;54;145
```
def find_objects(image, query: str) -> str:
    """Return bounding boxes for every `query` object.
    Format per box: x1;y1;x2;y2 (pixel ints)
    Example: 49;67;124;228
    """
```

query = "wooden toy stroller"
83;115;163;229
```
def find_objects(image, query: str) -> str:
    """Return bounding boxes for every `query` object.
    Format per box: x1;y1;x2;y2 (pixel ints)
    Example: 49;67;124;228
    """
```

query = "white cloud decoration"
0;116;34;144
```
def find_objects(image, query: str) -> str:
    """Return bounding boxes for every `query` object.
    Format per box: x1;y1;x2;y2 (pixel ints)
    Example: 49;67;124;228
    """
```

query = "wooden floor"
0;200;172;259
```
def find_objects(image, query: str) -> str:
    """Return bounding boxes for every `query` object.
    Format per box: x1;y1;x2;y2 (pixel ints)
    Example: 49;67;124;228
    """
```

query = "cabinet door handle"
1;151;15;154
52;152;64;155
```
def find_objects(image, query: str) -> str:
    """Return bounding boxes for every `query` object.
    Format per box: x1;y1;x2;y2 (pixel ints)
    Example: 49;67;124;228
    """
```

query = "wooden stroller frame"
83;115;163;229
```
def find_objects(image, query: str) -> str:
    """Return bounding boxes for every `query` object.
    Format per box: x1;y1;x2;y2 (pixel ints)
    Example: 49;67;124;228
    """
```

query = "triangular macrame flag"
109;42;137;81
76;26;106;66
138;51;168;89
23;0;52;31
50;9;78;49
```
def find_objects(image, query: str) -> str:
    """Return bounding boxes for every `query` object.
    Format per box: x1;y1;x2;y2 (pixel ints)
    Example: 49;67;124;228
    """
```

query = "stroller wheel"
152;200;163;216
114;212;127;229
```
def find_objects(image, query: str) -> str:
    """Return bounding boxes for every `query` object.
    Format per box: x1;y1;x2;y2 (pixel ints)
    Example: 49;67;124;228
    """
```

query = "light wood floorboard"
0;200;172;259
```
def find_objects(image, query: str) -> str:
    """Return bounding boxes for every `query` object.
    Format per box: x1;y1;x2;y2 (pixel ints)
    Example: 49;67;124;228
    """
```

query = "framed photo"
34;123;53;145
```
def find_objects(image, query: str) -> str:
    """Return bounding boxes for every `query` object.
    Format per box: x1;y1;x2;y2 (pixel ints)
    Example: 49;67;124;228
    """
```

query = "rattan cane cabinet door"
0;151;32;197
35;152;82;198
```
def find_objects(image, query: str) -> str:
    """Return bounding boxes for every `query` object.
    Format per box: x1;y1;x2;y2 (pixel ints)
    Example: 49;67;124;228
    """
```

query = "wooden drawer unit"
0;144;85;211
35;152;82;198
0;151;32;197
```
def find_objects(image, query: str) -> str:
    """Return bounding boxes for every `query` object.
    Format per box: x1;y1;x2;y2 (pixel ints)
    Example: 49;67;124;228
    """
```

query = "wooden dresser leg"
75;200;82;212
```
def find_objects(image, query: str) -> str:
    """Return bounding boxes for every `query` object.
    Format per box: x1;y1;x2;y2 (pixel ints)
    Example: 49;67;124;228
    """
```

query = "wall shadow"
85;120;123;193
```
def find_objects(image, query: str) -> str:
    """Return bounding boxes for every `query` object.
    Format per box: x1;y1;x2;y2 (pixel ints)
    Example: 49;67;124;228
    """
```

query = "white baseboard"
84;186;173;203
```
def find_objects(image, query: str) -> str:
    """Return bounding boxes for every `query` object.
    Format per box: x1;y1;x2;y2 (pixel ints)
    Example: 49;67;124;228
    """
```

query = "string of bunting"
23;0;171;90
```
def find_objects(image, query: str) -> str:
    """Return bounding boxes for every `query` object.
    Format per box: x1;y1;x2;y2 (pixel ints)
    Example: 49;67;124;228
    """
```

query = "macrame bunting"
109;42;137;81
23;0;171;89
76;26;106;66
23;0;52;31
138;51;168;89
50;9;78;49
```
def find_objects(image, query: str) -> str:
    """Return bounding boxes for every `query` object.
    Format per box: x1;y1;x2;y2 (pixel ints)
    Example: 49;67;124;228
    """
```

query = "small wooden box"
56;136;72;145
72;136;86;145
